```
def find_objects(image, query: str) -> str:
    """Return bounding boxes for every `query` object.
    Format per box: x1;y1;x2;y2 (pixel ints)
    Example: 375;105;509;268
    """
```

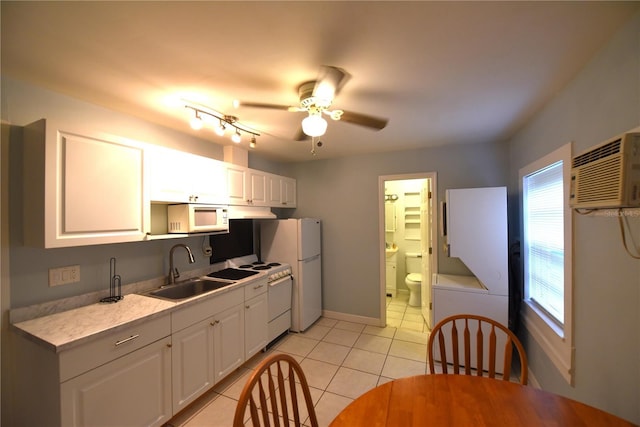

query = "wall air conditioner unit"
569;131;640;209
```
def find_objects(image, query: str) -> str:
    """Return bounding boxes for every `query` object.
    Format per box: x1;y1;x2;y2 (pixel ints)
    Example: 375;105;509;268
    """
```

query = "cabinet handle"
210;320;220;326
253;284;264;289
167;343;173;348
114;334;140;347
246;305;250;309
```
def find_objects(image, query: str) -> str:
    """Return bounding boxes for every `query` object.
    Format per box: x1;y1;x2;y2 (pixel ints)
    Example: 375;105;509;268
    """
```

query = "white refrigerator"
260;218;322;332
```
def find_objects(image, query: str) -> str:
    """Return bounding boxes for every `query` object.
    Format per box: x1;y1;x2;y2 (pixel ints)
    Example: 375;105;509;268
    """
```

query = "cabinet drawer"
244;278;268;300
172;287;244;333
59;314;170;382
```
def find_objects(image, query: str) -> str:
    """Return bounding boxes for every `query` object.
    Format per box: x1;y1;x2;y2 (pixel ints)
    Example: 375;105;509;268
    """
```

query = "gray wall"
288;143;508;319
507;11;639;424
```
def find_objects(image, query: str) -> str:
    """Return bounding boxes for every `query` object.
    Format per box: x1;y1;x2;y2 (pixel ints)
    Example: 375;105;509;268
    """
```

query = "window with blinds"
523;160;565;326
519;142;573;384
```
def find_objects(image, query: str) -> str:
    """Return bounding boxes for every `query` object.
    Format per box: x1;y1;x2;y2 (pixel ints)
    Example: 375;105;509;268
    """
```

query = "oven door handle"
269;275;293;288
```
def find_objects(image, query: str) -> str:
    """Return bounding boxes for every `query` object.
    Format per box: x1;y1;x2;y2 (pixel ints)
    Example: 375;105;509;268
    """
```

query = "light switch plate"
49;265;80;287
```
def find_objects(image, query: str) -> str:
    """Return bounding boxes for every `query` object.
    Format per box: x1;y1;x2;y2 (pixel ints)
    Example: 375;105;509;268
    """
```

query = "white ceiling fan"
234;65;389;141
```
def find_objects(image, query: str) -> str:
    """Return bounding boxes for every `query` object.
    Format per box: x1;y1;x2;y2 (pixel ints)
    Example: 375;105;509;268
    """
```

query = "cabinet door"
147;147;193;203
385;262;397;297
23;119;150;248
148;147;228;205
248;170;268;206
244;293;268;359
281;177;297;207
189;155;228;205
213;304;245;382
267;174;282;206
171;318;215;414
61;337;172;427
226;165;248;205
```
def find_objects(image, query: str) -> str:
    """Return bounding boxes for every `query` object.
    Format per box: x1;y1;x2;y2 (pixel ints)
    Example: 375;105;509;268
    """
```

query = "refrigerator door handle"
303;254;321;262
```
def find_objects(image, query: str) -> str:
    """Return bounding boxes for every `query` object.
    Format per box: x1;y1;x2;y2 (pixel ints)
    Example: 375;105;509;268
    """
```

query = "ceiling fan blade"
338;110;389;130
313;65;350;102
293;126;310;141
235;101;303;112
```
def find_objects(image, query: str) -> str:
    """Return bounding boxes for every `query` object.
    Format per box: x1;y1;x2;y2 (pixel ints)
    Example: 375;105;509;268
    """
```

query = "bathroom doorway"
378;173;437;331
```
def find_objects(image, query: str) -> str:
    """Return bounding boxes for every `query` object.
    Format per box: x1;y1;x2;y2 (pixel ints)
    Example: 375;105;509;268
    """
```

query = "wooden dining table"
329;374;637;426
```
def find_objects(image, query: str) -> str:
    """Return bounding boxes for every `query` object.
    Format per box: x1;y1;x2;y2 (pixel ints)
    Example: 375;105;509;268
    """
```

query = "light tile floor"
166;295;428;427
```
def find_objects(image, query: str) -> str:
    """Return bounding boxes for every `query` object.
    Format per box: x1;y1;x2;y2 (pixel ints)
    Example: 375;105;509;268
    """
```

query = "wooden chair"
427;314;528;385
233;353;319;427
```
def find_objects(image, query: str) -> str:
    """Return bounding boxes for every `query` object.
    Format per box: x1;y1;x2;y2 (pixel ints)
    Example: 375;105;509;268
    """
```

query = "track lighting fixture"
183;102;260;148
215;120;226;136
231;129;241;143
189;111;203;130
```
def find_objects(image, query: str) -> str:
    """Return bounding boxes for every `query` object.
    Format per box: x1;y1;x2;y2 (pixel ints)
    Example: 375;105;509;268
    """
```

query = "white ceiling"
2;1;637;162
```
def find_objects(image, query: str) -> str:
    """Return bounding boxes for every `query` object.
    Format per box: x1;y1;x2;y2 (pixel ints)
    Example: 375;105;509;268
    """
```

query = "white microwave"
167;204;229;234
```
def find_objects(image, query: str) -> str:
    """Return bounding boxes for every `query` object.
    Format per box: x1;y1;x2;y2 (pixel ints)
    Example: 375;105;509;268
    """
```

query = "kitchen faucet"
168;244;195;285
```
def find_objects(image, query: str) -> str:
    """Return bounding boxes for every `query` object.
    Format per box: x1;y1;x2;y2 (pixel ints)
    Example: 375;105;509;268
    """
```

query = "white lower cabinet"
12;279;270;426
213;304;245;382
244;293;268;359
61;337;172;427
11;314;172;427
171;318;215;414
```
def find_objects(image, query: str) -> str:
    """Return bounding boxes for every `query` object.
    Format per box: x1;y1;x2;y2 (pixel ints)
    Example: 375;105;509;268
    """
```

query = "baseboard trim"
321;310;383;327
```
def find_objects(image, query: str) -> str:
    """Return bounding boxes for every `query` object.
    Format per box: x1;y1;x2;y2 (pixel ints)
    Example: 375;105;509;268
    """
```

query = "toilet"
404;252;422;307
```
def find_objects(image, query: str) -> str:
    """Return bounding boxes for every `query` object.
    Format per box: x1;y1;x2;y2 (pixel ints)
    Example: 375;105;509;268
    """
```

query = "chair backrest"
427;314;528;385
233;353;319;427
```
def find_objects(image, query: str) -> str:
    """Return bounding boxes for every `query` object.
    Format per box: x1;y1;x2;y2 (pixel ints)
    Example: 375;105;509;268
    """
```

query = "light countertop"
11;294;175;353
11;272;267;353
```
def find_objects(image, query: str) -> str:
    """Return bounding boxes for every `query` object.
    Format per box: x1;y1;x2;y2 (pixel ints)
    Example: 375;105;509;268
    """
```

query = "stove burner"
267;262;281;267
253;265;271;270
207;268;259;280
239;264;254;269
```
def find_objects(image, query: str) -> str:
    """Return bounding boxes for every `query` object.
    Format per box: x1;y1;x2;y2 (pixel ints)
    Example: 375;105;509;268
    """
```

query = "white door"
420;179;433;328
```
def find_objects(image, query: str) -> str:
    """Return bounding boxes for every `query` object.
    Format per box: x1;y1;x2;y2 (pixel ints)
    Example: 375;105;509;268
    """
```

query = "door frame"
378;172;438;327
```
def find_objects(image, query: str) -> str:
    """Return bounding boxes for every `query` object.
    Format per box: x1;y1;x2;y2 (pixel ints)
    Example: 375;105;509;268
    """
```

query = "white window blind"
523;160;564;325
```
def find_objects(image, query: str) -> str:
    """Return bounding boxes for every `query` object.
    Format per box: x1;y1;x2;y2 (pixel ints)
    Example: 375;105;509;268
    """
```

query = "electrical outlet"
49;265;80;287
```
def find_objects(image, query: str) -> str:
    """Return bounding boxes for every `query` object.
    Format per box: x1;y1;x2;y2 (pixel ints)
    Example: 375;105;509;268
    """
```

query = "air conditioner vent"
572;138;621;168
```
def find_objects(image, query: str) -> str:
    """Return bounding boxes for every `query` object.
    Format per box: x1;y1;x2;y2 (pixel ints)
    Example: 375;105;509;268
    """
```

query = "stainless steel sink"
146;278;235;301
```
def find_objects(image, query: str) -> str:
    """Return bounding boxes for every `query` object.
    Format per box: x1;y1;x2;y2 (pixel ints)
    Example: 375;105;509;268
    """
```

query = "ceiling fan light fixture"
302;114;327;137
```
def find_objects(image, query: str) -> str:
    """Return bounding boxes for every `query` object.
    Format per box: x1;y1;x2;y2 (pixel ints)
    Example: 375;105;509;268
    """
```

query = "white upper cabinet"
147;146;227;205
226;166;269;206
267;174;297;208
226;164;248;205
281;176;297;207
247;169;268;206
23;119;150;248
227;166;296;208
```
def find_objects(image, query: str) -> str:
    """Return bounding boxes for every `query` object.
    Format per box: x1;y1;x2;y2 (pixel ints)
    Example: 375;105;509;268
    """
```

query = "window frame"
519;142;575;385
